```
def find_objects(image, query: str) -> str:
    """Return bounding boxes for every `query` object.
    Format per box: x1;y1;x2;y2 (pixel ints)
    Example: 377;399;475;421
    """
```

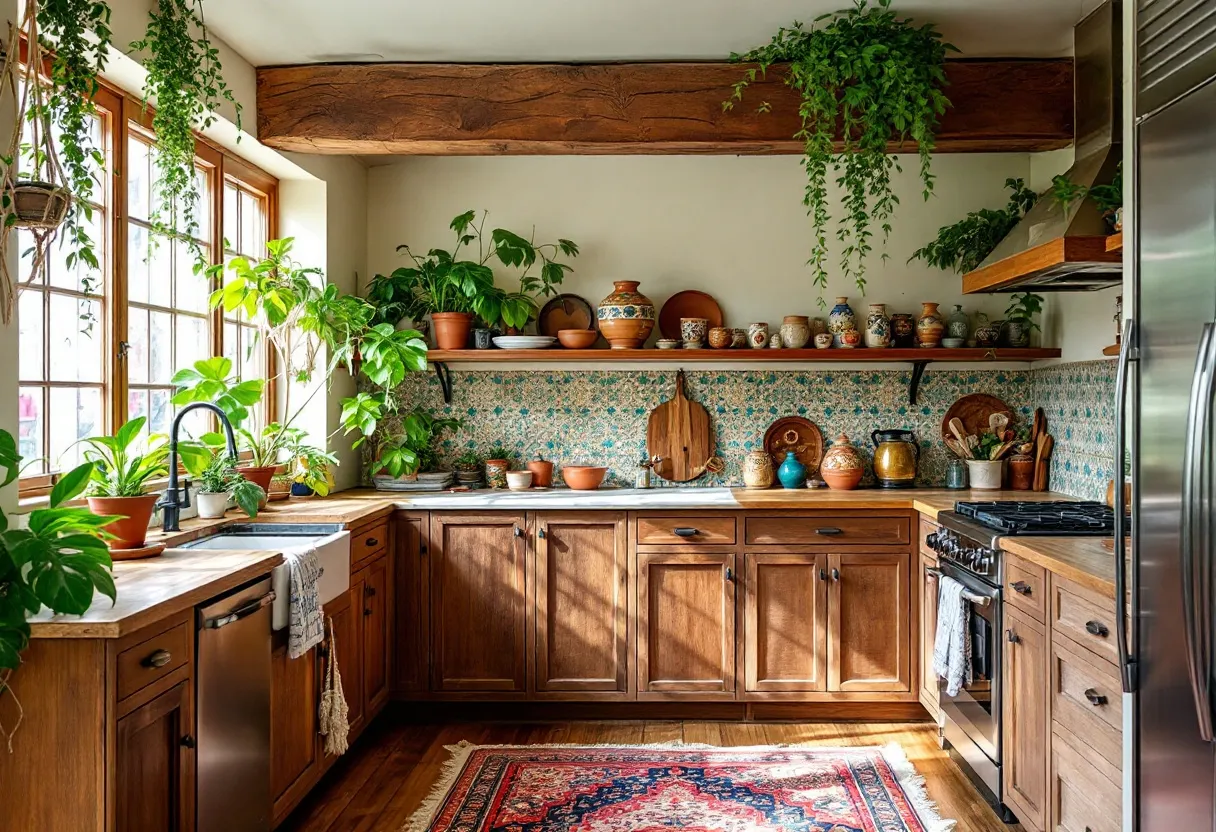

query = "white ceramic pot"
196;491;231;519
506;470;534;491
965;459;1005;490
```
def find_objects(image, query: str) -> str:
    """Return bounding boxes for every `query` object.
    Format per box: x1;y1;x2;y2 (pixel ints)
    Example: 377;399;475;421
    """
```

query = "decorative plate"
492;335;557;350
658;290;724;340
763;416;825;477
538;294;596;336
942;393;1012;442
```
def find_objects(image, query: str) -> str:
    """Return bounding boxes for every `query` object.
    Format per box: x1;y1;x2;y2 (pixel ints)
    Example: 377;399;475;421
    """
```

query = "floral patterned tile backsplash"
377;359;1115;501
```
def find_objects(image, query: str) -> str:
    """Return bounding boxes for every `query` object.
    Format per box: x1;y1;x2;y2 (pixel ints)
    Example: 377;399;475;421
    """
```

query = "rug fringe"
880;741;958;832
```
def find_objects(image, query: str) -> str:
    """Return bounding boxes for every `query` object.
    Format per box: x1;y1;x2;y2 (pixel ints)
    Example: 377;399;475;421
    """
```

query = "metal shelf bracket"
434;362;453;404
908;360;929;405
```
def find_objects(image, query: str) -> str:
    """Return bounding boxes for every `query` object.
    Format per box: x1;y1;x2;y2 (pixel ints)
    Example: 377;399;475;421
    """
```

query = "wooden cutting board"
648;369;713;482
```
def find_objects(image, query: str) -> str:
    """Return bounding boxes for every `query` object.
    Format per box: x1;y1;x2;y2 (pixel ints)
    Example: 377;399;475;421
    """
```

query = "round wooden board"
538;294;596;336
763;416;825;476
942;393;1012;442
658;290;724;340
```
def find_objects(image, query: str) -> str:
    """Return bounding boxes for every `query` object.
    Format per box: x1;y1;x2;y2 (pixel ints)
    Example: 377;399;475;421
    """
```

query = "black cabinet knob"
1084;688;1108;707
1007;629;1021;644
142;649;172;668
365;537;379;547
816;527;843;536
180;735;196;749
1010;580;1032;595
1085;620;1109;638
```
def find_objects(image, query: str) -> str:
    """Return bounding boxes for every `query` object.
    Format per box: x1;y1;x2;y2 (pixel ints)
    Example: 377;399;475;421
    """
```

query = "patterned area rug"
406;743;954;832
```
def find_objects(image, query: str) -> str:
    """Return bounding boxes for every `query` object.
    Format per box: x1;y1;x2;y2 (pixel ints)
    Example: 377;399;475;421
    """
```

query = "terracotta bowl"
562;465;608;490
557;329;598;349
821;468;863;490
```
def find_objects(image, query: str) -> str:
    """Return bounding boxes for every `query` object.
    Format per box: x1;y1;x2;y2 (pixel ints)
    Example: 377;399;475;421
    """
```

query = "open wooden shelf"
1102;344;1121;356
1105;232;1123;254
428;347;1062;363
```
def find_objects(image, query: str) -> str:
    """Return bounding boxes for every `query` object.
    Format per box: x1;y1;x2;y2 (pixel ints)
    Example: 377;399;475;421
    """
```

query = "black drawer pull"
514;526;524;538
816;527;843;536
672;527;698;537
1010;580;1032;595
1006;629;1021;644
364;607;373;617
1084;688;1108;707
365;537;379;547
142;649;172;669
364;586;376;598
1085;620;1109;638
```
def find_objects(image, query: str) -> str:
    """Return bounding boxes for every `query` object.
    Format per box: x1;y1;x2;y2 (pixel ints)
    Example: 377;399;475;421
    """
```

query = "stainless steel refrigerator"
1133;5;1216;827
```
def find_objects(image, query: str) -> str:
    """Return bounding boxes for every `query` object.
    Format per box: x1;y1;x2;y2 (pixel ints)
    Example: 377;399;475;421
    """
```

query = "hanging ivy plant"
909;178;1038;274
726;0;955;303
130;0;240;257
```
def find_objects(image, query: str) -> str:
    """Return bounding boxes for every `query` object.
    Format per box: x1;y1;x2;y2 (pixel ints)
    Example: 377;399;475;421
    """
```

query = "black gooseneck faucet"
159;402;238;532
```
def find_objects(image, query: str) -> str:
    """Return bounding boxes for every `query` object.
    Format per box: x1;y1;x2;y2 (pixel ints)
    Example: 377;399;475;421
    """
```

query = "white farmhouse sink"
182;524;351;631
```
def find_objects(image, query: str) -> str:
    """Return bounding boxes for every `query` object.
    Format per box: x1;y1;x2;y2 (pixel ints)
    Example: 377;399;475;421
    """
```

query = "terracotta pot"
526;457;555;488
431;312;474;350
820;433;864;491
596;281;655;349
236;465;277;508
1009;456;1035;490
562;465;608;490
87;493;160;550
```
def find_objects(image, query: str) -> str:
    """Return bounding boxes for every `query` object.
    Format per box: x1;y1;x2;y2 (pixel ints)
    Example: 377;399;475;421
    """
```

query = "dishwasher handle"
202;591;276;630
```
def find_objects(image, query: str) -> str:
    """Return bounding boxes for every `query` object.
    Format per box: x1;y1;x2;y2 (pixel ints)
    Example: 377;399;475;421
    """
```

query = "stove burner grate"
955;501;1115;535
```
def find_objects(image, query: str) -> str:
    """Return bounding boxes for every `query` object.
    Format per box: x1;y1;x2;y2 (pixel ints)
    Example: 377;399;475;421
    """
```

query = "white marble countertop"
387;486;742;510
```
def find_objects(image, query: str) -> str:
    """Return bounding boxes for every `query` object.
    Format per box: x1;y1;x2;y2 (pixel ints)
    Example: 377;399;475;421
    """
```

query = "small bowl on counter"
506;470;534;491
942;337;966;349
557;329;598;349
656;338;680;350
562;465;608;490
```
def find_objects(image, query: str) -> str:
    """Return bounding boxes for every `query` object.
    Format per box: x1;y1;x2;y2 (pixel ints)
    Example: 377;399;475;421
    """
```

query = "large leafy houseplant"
909;178;1038;274
726;0;955;302
366;408;463;481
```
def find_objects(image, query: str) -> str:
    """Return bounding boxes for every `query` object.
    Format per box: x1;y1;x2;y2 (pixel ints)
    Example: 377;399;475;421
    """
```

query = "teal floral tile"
1031;359;1116;502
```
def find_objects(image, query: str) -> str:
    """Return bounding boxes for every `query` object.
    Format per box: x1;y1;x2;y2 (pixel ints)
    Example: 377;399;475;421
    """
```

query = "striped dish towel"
286;546;325;659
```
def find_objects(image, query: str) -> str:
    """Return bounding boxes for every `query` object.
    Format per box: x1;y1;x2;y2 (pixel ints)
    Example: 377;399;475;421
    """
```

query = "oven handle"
926;567;992;607
1114;317;1139;694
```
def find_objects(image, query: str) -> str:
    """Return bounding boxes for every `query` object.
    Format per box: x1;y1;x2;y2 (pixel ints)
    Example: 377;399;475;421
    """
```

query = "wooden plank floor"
281;711;1021;831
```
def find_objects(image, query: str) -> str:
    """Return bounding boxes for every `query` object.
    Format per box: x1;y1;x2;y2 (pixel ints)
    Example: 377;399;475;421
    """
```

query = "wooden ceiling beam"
256;59;1073;156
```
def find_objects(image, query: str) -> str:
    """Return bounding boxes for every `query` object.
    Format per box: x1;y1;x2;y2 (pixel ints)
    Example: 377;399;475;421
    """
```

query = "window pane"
128;308;149;384
239;324;261;381
49;207;103;293
176;406;210;441
175;314;208;372
49;386;102;471
128;136;150;222
175;240;210;313
149;310;173;383
18;387;44;469
128;388;148;429
194;166;211;244
224;183;238;249
148;388;171;437
127;224;150;303
240;190;257;254
224;320;238;367
19;290;44;381
48;295;103;382
17;229;42;286
147;235;172;308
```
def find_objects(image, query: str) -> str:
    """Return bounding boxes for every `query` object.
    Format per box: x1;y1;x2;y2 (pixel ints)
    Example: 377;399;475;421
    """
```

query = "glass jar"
945;457;969;489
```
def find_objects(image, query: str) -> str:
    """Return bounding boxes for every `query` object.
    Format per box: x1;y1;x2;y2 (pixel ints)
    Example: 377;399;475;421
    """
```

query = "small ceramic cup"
814;332;833;349
839;329;862;349
473;328;494;350
656;338;680;350
731;328;748;348
680;317;708;347
769;333;783;349
708;326;732;349
748;322;769;349
942;337;965;349
506;470;533;491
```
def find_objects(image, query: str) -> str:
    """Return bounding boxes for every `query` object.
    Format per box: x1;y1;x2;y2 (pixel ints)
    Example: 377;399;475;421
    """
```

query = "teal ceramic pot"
777;451;807;489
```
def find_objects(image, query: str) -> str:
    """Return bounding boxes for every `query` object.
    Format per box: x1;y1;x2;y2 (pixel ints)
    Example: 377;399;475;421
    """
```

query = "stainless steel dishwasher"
196;576;275;832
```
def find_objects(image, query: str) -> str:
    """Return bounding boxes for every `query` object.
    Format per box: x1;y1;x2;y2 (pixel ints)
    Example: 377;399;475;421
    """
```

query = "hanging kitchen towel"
286;546;324;659
933;574;973;697
319;616;350;756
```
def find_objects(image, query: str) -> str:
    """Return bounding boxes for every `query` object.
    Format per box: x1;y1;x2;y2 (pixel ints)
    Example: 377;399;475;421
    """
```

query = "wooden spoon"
948;417;969;448
945;437;969;459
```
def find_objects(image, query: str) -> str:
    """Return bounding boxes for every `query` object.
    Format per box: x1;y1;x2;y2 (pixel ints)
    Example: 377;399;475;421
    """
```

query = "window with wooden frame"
15;78;279;495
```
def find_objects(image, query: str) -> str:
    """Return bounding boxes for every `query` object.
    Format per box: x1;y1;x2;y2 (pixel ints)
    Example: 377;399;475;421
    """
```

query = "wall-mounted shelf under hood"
962;234;1121;293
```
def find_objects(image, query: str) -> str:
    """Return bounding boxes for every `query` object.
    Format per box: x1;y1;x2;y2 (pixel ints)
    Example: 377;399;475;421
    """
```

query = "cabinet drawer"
744;515;910;546
919;517;939;557
117;620;191;702
1005;554;1047;622
351;520;388;566
636;515;736;546
1052;725;1121;832
1052;578;1118;666
1052;635;1122;771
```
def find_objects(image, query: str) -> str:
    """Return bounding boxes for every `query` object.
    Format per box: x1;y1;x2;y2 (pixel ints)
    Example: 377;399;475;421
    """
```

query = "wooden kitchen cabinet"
430;513;528;693
637;551;736;696
393;513;428;693
115;680;195;832
742;552;828;692
1003;603;1049;832
270;635;321;825
827;552;911;692
323;582;365;762
533;512;629;695
361;552;392;713
919;552;941;717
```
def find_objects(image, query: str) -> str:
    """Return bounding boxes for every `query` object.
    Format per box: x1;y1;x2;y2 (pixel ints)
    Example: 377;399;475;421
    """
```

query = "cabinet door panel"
828;552;911;692
535;512;628;693
1003;604;1049;831
743;553;827;692
431;513;527;692
362;554;391;714
638;552;735;694
115;681;194;832
323;583;364;761
393;514;428;693
271;635;320;821
919;553;940;715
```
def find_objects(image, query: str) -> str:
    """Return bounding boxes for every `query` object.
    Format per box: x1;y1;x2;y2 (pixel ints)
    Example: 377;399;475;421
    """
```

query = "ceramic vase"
839;329;862;349
820;434;864;490
1003;319;1031;348
596;281;655;349
777;451;807;489
473;328;493;349
708;326;732;349
828;297;857;347
890;313;916;347
965;459;1004;490
946;304;970;341
743;451;775;489
814;332;833;349
731;328;748;348
864;303;891;348
769;333;783;349
748;322;769;349
917;302;945;348
485;459;509;490
974;317;1002;348
680;317;708;349
780;315;811;349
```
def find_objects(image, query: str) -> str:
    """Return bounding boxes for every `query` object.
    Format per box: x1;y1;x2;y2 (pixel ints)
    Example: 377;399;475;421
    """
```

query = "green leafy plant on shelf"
726;0;955;302
453;449;483;472
130;0;240;256
285;440;338;497
197;451;263;517
909;178;1038;274
366;408;464;480
1050;162;1122;229
1005;292;1044;334
0;429;119;746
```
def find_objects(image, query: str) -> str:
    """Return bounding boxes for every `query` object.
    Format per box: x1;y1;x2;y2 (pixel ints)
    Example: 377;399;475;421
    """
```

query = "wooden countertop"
1001;536;1123;597
29;548;283;639
733;488;1075;519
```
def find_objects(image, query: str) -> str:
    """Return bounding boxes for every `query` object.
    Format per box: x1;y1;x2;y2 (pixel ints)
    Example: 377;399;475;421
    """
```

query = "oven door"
937;561;1003;768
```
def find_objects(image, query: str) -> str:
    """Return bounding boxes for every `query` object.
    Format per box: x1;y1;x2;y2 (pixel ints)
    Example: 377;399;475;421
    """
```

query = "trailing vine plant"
726;0;955;303
130;0;240;259
909;178;1038;274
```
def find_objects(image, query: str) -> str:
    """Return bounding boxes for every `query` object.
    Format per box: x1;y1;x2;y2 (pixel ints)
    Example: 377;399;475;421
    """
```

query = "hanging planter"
10;180;70;228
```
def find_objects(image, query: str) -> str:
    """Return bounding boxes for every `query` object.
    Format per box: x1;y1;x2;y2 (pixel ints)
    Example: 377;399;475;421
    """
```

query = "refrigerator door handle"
1115;318;1138;693
1181;321;1216;741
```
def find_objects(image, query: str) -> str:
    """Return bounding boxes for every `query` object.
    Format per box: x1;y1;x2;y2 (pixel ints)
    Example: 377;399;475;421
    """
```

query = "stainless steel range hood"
963;0;1123;294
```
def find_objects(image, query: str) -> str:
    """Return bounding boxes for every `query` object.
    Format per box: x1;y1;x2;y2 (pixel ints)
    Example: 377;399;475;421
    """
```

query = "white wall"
368;153;1071;343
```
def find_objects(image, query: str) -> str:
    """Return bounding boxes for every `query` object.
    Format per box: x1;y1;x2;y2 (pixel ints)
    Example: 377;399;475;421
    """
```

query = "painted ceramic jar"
864;303;891;348
814;332;833;349
839;329;862;349
828;297;857;347
917;302;945;348
965;459;1004;490
777;451;807;490
485;459;509;490
743;450;775;489
890;313;916;347
680;317;708;348
820;433;864;490
708;326;732;349
1003;319;1030;348
947;304;970;341
731;328;748;348
780;315;811;349
597;281;655;349
974;316;1002;348
748;322;769;349
769;333;783;349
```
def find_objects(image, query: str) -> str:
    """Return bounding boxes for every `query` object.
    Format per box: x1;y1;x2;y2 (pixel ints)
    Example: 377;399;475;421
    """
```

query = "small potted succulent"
483;445;515;490
453;449;484;487
287;440;338;497
196;452;265;519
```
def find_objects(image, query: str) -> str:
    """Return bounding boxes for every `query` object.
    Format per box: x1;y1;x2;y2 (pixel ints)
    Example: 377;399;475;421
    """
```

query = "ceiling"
203;0;1104;67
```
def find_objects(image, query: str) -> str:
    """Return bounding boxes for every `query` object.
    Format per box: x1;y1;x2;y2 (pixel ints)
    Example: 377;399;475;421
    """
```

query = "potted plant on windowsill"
288;444;338;497
196;451;265;519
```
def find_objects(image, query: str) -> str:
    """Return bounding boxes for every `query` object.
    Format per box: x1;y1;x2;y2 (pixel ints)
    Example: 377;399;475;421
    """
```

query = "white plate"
492;336;557;350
